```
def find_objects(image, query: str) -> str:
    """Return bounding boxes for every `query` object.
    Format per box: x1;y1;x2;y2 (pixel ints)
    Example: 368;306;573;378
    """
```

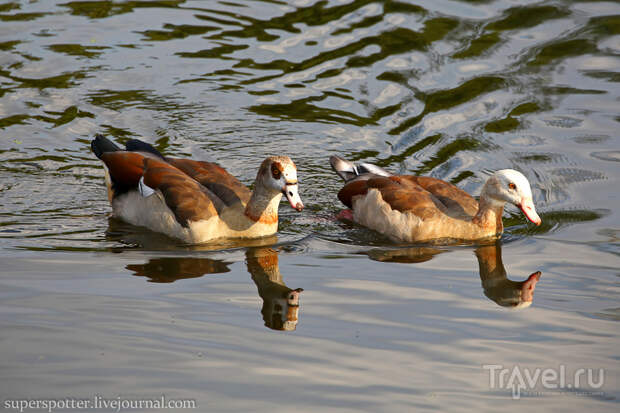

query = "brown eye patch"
271;162;282;179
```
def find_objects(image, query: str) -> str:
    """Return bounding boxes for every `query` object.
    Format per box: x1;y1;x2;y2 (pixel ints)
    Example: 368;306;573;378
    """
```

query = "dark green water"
1;0;618;411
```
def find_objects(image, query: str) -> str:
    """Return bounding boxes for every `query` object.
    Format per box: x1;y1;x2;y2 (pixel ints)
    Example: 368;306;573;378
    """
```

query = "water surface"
1;0;619;411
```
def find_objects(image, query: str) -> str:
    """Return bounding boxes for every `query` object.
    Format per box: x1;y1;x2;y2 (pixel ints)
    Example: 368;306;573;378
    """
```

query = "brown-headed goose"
91;135;303;243
330;156;541;243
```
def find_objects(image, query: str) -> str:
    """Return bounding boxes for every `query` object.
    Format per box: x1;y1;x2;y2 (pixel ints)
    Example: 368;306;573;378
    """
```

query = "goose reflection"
365;242;541;308
127;258;230;282
475;243;541;309
246;248;303;331
125;247;303;330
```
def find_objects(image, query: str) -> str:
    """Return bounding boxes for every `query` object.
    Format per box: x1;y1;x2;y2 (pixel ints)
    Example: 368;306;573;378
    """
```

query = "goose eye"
508;182;516;190
271;164;281;179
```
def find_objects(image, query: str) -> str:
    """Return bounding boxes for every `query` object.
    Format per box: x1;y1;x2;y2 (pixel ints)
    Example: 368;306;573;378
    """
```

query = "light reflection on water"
0;0;618;410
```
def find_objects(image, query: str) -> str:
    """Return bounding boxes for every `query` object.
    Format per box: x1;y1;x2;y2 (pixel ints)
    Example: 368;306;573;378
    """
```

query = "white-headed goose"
91;135;303;243
330;156;541;243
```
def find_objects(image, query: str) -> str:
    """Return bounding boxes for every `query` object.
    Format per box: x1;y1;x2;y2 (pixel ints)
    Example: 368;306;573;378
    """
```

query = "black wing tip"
91;134;121;159
125;139;165;160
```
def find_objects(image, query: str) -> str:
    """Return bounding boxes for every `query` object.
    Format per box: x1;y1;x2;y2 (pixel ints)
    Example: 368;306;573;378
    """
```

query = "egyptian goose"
91;135;303;243
330;156;541;243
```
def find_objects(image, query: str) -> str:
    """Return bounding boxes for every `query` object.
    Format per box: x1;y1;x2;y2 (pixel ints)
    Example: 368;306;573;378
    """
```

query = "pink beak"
519;198;541;226
284;183;304;212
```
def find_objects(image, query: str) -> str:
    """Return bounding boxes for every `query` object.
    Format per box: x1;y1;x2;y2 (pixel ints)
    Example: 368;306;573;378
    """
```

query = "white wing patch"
359;162;392;177
138;176;155;197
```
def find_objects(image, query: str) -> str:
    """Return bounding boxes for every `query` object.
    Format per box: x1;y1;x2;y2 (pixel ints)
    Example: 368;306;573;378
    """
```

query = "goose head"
481;169;541;225
258;156;304;211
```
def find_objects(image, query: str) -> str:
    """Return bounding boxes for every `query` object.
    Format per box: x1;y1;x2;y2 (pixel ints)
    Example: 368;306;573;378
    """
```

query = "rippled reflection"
475;243;541;309
126;247;303;331
247;247;303;331
127;257;230;282
365;241;542;308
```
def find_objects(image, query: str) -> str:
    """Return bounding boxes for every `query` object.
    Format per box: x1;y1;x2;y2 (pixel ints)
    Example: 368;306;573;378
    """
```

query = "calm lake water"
1;0;619;411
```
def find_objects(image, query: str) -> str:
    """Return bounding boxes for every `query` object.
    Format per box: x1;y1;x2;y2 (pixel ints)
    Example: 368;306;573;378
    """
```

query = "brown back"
166;158;251;207
338;174;478;220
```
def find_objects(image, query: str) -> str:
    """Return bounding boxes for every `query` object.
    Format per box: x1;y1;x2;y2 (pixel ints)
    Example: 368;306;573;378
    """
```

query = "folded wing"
142;158;220;227
400;176;479;217
338;176;448;221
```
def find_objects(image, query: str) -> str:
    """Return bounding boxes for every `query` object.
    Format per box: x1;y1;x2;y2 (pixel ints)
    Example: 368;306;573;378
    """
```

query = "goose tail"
329;155;392;182
91;134;121;159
